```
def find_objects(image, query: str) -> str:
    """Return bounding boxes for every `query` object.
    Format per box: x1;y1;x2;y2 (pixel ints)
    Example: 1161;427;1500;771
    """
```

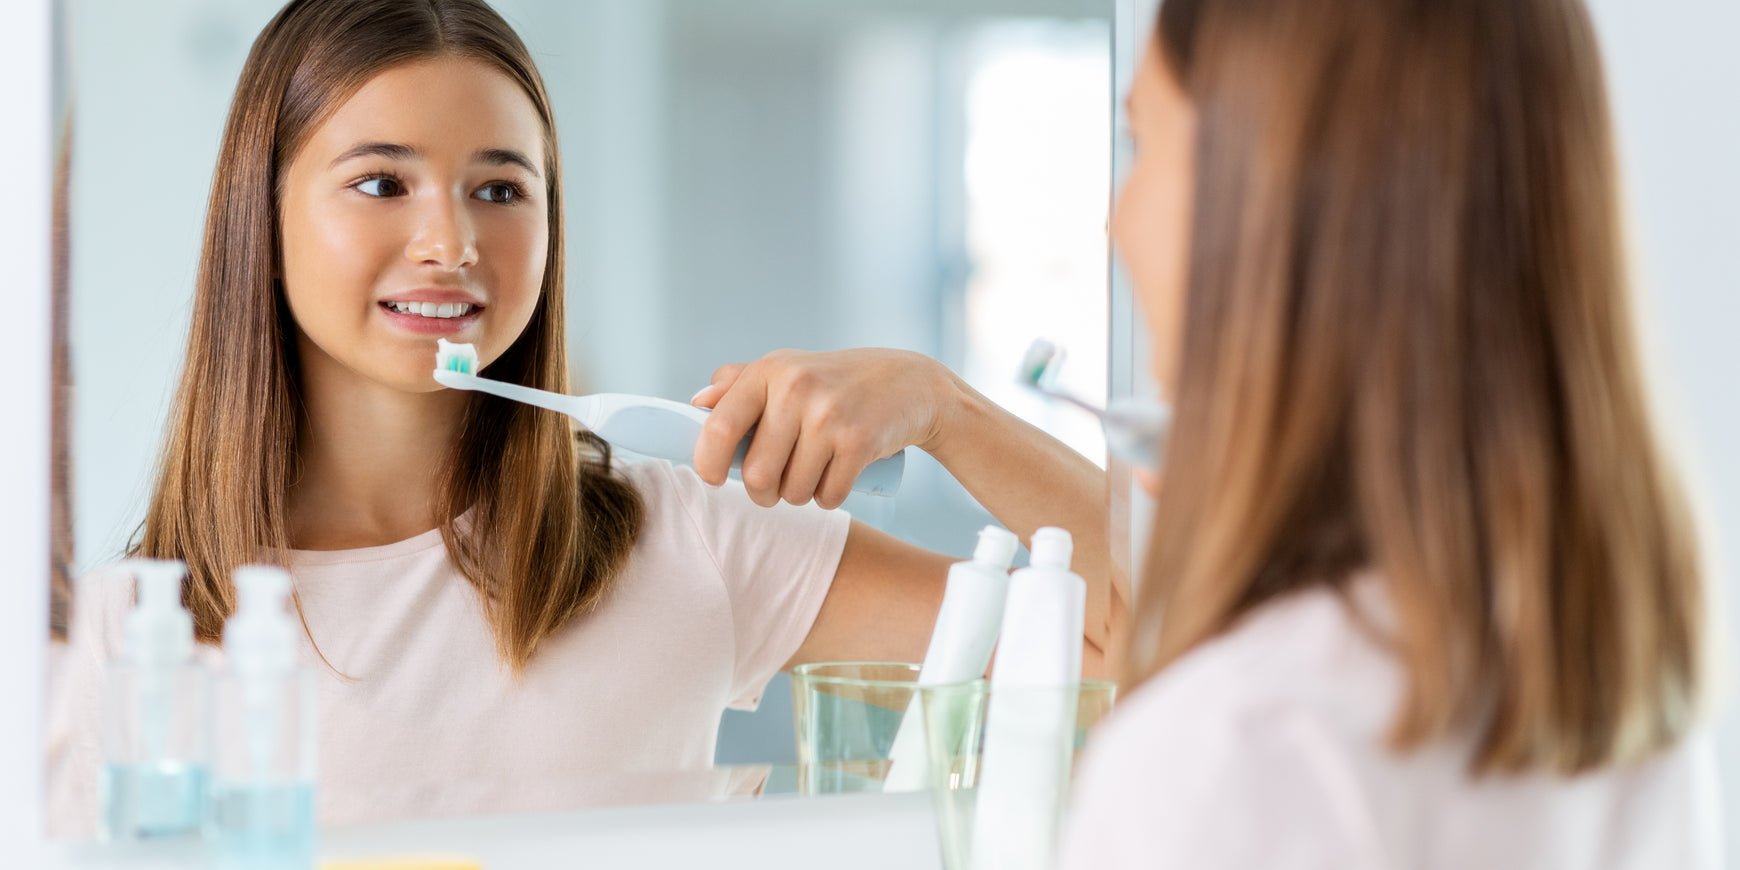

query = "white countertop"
43;788;943;870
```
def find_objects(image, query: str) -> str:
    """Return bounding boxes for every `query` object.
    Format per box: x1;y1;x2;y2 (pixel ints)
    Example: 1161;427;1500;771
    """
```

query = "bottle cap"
972;525;1021;570
1028;527;1074;571
124;559;193;666
225;565;297;674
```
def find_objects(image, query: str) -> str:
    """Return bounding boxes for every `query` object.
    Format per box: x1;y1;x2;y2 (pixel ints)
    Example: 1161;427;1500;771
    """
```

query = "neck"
287;346;469;551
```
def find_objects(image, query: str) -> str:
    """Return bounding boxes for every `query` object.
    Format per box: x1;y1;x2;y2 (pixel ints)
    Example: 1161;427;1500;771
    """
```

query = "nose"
405;194;479;269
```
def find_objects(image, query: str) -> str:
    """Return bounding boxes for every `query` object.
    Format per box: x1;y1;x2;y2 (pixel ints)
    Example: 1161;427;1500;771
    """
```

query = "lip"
377;288;486;306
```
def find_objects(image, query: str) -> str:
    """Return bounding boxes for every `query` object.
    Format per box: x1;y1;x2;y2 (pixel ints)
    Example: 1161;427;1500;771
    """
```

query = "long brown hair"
1129;0;1708;775
137;0;644;671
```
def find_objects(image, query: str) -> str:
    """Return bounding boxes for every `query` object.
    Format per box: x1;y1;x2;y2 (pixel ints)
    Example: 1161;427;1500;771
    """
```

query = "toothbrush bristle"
1018;339;1063;386
435;338;479;376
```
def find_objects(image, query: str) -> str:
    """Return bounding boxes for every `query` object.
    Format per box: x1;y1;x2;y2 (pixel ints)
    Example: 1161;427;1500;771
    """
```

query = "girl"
51;0;1112;832
1061;0;1719;866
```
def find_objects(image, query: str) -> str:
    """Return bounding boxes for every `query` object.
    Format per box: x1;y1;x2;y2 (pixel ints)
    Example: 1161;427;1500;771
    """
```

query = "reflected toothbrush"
433;339;905;497
1017;338;1169;470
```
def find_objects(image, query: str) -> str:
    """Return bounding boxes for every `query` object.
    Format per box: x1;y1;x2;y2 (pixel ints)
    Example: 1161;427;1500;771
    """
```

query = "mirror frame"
3;0;54;860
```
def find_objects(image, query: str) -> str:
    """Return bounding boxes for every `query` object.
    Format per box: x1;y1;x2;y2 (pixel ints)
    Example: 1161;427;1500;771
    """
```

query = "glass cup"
923;680;1117;870
791;662;989;795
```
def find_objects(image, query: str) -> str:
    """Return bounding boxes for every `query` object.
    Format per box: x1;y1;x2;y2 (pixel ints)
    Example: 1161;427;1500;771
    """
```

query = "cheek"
1112;166;1191;394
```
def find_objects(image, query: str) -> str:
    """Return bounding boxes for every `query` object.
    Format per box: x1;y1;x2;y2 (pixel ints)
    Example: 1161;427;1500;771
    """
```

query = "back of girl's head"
142;0;643;672
1132;0;1707;775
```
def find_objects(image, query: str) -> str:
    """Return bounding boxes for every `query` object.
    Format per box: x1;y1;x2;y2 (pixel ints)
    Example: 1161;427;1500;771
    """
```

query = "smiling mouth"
381;301;480;319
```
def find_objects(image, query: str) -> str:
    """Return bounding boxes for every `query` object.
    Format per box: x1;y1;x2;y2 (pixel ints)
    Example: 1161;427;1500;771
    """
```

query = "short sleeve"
1059;683;1386;870
644;461;852;710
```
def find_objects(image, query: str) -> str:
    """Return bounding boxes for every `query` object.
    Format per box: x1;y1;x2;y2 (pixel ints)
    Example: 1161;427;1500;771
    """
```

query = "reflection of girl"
1064;1;1717;867
51;0;1111;833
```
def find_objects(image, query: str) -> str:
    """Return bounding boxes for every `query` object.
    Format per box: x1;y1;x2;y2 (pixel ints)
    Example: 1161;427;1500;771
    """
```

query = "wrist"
917;364;989;458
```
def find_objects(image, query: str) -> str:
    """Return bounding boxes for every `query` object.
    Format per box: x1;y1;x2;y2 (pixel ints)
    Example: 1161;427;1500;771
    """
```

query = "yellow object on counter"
321;858;483;870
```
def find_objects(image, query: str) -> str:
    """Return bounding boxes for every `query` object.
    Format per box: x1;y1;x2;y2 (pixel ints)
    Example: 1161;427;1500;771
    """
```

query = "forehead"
304;55;547;165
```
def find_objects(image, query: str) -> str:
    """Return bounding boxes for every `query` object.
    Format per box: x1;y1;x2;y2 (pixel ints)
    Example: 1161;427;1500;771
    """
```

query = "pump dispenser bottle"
208;565;317;870
883;525;1021;792
970;527;1087;870
99;558;211;840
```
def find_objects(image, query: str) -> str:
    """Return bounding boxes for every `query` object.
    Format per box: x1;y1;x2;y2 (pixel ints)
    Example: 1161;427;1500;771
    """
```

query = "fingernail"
690;385;717;405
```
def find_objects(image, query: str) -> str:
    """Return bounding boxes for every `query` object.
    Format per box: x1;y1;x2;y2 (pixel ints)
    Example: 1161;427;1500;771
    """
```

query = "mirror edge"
2;0;57;858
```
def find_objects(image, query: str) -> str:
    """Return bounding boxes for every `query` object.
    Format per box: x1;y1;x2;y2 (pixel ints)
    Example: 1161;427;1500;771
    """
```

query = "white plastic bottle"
208;566;317;870
99;558;211;840
882;525;1021;792
969;527;1086;870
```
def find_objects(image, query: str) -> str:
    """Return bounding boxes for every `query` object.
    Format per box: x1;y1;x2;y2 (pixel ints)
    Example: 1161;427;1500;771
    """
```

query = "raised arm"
689;348;1114;676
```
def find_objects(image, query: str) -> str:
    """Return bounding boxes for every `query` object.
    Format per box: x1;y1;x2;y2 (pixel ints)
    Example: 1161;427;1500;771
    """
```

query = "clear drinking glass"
791;662;987;795
924;680;1117;870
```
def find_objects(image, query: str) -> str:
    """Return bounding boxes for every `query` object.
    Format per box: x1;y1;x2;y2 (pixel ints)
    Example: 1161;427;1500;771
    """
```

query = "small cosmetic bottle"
207;566;318;870
100;558;211;841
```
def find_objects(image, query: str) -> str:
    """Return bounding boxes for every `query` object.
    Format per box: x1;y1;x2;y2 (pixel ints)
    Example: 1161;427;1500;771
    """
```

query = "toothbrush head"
436;339;480;376
1018;339;1064;388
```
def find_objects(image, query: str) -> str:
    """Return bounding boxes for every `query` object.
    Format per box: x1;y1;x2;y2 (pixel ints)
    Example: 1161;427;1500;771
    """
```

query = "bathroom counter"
39;773;944;870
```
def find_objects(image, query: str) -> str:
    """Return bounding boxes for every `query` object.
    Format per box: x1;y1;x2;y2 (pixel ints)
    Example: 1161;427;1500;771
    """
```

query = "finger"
694;367;767;487
813;451;864;511
710;362;747;389
692;363;747;409
737;407;801;508
689;383;725;409
777;436;834;507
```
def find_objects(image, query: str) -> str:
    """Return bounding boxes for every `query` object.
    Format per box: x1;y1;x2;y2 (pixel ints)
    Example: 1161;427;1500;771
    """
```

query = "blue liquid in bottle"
207;780;317;870
99;760;209;840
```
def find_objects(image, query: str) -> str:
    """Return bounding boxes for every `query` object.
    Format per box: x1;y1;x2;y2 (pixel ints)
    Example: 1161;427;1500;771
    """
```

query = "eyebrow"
328;142;542;177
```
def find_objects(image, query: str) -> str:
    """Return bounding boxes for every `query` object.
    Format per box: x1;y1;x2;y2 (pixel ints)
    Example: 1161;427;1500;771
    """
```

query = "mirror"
58;0;1114;832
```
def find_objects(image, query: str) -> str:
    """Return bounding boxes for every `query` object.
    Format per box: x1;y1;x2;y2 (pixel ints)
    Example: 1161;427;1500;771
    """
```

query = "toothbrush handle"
723;434;905;497
585;396;906;497
848;449;906;497
439;374;906;497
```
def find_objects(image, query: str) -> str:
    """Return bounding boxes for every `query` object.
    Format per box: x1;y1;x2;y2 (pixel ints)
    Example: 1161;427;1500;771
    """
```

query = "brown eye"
475;182;521;204
354;176;403;197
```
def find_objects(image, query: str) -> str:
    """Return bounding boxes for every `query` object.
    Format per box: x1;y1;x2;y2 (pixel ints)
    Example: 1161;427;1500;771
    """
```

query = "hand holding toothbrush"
689;348;961;510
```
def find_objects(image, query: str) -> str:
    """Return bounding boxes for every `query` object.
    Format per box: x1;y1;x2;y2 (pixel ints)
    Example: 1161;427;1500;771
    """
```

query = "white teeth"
386;301;475;318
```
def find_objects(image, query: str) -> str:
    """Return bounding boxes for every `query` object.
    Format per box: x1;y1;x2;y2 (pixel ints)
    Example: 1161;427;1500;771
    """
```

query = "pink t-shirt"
49;459;850;834
1059;585;1723;869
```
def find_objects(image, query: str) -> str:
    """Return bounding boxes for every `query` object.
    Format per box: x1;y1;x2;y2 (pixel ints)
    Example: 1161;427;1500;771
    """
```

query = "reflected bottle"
100;559;211;841
208;566;318;870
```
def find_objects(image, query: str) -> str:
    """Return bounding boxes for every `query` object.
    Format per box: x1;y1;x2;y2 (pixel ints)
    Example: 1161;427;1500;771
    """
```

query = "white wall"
1584;0;1740;856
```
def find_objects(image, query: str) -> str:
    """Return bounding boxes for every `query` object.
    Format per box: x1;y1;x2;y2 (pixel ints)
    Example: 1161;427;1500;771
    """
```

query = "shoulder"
1063;586;1401;869
66;561;139;660
1144;582;1404;731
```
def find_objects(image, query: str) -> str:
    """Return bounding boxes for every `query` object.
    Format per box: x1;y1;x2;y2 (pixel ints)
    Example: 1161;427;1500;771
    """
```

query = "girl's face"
279;56;548;395
1112;42;1197;397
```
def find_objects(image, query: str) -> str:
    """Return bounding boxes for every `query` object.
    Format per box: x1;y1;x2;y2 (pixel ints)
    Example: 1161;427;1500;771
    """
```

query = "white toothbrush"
433;339;904;497
1018;338;1170;470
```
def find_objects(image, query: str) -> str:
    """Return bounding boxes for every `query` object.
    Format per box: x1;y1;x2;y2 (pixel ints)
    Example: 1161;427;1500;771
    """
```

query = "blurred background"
64;0;1114;766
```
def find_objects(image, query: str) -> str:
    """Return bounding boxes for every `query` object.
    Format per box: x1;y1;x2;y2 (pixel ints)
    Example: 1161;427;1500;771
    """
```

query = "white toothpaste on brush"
882;525;1021;793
